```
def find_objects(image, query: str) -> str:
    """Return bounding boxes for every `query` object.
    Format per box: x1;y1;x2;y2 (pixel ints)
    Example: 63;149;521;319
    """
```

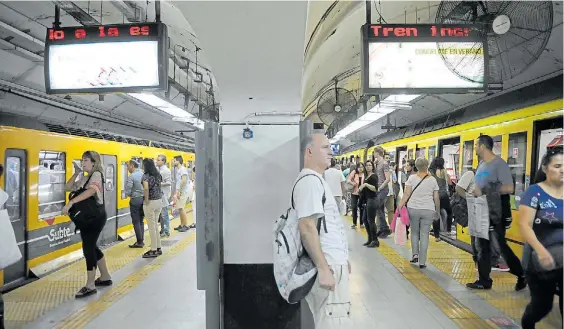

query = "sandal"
75;286;97;298
94;278;113;287
142;250;159;258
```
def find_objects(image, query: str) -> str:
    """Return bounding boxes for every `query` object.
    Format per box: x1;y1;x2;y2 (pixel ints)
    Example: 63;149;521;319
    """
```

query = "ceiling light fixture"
129;92;205;130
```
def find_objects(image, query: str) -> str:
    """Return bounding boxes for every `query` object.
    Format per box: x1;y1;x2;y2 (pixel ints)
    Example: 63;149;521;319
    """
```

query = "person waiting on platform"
172;156;191;232
156;155;172;238
63;151;112;298
429;157;454;240
359;160;380;248
324;158;346;214
294;133;352;329
348;162;365;229
141;158;163;258
396;157;440;269
519;147;563;329
466;135;527;291
372;146;392;238
125;159;145;248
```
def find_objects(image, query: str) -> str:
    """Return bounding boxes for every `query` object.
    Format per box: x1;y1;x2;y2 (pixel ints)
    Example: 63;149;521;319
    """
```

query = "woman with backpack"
141;158;164;258
63;151;112;298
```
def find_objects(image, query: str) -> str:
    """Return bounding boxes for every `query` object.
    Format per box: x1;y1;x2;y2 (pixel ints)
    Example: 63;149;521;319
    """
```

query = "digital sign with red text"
44;23;168;94
361;24;487;94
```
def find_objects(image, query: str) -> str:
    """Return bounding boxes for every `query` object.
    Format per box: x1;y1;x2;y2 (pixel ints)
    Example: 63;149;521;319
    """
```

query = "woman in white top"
396;157;441;268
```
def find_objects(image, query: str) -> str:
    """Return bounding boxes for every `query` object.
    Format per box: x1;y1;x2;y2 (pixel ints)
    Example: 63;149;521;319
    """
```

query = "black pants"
476;222;524;286
80;216;106;271
521;268;563;329
440;194;453;232
351;194;363;226
0;292;4;329
130;197;144;244
364;198;378;242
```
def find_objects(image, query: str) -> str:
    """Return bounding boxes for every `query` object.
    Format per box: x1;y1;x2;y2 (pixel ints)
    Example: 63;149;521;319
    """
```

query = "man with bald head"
293;133;352;328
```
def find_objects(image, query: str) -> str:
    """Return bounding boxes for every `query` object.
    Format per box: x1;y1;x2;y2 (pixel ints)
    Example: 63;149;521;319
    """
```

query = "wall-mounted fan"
315;80;357;128
436;1;554;84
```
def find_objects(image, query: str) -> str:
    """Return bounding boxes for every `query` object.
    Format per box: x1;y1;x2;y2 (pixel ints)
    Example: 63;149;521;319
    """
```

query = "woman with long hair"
348;162;365;228
396;157;441;268
141;158;164;258
63;151;112;298
519;147;563;328
359;160;380;248
430;157;454;240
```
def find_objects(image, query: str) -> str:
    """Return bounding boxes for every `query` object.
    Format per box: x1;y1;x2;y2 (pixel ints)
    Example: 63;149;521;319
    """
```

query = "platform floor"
3;214;562;329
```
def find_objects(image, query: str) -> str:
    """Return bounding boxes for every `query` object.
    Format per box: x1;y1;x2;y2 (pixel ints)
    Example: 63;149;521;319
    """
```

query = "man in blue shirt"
125;159;145;248
466;135;527;291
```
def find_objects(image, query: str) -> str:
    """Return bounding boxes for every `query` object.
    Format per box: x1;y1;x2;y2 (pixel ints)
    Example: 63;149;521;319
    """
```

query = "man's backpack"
451;194;469;228
273;174;327;304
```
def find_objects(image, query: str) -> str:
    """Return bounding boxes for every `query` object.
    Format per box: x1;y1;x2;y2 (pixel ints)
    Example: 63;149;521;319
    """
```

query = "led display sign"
44;22;168;94
361;24;488;94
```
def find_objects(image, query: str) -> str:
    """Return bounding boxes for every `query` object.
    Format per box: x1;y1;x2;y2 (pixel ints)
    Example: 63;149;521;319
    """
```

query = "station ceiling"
0;1;562;149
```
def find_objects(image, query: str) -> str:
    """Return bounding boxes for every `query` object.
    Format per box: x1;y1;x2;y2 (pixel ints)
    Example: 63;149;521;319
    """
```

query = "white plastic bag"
467;195;490;240
0;208;22;269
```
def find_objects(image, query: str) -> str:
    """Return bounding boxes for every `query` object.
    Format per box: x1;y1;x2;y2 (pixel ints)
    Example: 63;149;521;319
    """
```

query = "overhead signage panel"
361;24;488;95
44;22;168;95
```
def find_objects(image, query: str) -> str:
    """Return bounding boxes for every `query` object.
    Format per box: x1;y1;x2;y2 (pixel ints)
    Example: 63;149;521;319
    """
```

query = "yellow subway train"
340;99;563;256
0;124;195;289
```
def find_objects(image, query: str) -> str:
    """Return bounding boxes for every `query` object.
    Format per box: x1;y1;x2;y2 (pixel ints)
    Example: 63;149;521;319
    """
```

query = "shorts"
175;193;188;210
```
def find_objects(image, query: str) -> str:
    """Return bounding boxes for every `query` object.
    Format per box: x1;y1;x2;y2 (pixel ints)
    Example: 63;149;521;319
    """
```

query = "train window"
121;162;128;200
408;149;414;160
508;132;527;195
5;157;21;221
416;147;426;159
492;135;502;156
38;151;66;220
72;160;83;183
462;141;474;174
428;146;436;163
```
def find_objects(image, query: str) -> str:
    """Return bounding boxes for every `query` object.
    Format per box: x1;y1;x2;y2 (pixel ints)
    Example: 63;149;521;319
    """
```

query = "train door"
531;117;563;183
438;137;460;183
100;155;117;245
3;149;27;285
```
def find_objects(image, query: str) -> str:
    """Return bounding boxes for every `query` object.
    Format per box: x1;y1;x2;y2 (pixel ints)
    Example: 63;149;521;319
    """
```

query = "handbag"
68;171;105;229
0;208;22;269
391;175;428;232
530;243;563;273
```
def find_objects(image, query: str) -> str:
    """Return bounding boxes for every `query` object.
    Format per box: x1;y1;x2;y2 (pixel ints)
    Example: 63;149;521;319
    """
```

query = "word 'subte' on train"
0;120;195;289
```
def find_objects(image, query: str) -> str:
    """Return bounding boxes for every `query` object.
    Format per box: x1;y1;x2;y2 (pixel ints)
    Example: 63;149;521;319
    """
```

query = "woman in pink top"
348;162;365;228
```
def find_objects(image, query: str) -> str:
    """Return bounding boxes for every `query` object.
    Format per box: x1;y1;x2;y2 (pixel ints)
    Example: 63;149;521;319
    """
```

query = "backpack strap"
290;173;327;234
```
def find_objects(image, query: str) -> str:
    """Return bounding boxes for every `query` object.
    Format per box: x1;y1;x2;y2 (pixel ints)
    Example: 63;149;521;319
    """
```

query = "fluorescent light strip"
129;93;205;129
331;94;420;142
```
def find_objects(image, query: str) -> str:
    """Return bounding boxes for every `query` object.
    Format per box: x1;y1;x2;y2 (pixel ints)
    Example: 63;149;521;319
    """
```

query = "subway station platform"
2;214;561;329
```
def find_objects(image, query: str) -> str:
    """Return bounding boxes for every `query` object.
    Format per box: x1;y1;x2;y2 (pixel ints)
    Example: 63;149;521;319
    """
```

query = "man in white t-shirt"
172;156;191;232
294;133;352;329
324;158;346;214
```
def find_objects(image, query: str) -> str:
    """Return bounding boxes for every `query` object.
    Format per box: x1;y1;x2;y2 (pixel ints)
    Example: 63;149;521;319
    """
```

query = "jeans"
376;188;390;233
351;194;362;226
160;206;170;234
471;233;501;265
476;222;524;286
129;197;144;244
407;208;436;265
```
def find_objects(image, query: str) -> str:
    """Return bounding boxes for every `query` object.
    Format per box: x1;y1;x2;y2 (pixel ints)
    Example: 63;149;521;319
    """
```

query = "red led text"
370;25;471;38
48;25;151;41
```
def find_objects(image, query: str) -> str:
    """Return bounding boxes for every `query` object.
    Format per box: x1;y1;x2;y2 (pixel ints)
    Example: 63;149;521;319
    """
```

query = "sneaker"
492;264;510;272
129;242;144;248
178;226;189;232
466;280;492;290
173;225;183;231
142;250;159;258
351;224;357;229
515;277;527;291
366;239;380;248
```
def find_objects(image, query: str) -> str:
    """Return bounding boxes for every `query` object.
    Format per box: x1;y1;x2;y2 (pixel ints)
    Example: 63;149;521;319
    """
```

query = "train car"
0;124;195;289
340;99;563;257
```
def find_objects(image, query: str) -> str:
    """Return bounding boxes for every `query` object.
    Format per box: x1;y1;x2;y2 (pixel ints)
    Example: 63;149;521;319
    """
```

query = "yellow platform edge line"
56;233;196;329
346;217;495;328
